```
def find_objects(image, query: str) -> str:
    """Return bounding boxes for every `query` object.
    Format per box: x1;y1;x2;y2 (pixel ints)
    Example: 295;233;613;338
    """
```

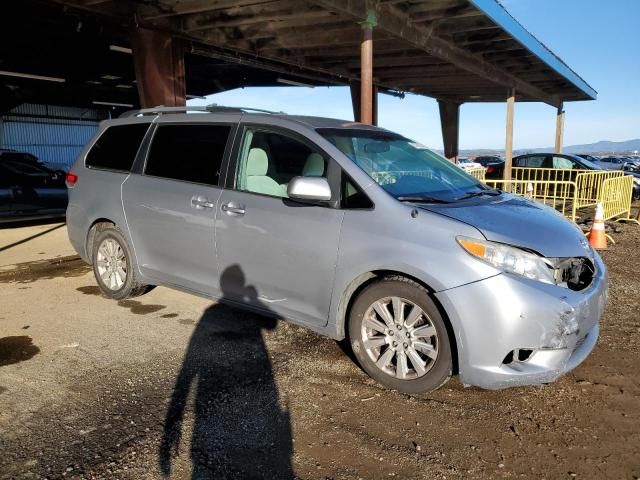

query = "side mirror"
287;176;332;202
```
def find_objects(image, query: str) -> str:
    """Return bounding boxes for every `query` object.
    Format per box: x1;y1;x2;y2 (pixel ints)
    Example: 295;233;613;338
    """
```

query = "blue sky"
190;0;640;150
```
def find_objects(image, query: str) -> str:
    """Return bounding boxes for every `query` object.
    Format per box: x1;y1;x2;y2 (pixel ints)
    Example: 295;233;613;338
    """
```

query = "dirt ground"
0;223;639;479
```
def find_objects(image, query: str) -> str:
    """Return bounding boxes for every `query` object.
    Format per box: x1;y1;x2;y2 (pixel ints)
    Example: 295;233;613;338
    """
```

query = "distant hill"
552;139;640;154
457;138;640;156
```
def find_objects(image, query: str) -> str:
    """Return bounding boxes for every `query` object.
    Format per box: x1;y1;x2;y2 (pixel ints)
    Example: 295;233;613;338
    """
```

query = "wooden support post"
359;10;376;125
350;80;378;125
130;27;186;108
504;88;515;182
437;100;460;161
555;102;565;154
360;25;373;124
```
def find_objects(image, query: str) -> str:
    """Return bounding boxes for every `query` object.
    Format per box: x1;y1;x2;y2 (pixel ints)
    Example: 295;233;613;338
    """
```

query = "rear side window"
515;155;545;168
145;124;231;186
86;124;149;171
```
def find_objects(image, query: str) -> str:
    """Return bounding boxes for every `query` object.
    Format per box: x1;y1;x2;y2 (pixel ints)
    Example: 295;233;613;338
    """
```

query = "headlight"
457;236;556;284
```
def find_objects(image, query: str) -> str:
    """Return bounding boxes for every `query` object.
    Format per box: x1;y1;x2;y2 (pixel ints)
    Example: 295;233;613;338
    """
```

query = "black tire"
348;276;452;394
91;225;154;300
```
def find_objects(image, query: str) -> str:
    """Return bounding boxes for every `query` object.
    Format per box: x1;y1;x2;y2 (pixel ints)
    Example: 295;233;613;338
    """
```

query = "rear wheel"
348;277;452;393
92;225;153;299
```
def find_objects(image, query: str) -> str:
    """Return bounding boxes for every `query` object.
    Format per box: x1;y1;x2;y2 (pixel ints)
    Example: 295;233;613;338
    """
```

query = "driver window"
236;129;328;198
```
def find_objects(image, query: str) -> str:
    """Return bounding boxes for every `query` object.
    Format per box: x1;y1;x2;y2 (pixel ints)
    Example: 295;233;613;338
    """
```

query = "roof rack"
119;103;285;118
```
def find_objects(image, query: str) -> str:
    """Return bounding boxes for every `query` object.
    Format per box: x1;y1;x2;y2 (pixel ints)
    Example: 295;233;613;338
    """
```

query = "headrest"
246;148;268;176
303;153;325;177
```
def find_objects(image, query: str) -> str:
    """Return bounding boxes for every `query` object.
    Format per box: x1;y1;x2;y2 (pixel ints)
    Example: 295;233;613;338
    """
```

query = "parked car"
456;157;483;171
66;107;607;393
513;153;640;199
0;151;68;222
474;155;504;179
596;156;637;172
513;152;600;170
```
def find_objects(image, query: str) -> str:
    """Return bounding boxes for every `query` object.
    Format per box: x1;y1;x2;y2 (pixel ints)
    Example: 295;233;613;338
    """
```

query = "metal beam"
350;80;361;122
130;27;186;107
140;0;276;20
311;0;561;107
555;102;565;154
438;100;460;161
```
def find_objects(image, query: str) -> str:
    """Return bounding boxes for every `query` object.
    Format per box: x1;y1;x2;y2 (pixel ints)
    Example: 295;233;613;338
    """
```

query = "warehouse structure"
0;0;596;174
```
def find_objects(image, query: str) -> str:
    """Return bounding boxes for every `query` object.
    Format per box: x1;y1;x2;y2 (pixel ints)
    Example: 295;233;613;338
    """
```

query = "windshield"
318;128;489;202
575;156;602;170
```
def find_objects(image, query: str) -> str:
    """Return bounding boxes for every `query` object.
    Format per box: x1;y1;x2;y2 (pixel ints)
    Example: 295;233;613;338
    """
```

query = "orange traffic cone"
587;202;607;250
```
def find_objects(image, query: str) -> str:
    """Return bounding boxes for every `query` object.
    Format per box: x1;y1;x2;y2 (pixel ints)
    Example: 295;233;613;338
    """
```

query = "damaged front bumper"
435;252;608;389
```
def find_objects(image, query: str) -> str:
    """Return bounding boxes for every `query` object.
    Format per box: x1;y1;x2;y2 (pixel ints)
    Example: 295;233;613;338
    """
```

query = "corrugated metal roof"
469;0;597;100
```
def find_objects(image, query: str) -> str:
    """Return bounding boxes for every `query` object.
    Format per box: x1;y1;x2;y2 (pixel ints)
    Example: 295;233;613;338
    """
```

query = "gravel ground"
0;224;638;479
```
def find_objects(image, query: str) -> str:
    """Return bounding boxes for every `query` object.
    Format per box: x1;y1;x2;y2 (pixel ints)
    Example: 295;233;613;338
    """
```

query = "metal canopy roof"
1;0;596;113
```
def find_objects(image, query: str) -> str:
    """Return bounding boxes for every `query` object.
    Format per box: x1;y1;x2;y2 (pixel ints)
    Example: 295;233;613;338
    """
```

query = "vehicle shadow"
0;217;65;230
159;264;293;479
0;222;65;253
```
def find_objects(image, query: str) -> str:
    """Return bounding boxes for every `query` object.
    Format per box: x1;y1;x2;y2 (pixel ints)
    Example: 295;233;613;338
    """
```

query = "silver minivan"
66;106;608;393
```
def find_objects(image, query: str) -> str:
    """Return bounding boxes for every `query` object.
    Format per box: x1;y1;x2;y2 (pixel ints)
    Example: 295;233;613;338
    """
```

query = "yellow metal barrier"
465;166;486;181
511;167;624;212
575;170;625;209
599;175;639;223
486;179;578;221
512;167;588;183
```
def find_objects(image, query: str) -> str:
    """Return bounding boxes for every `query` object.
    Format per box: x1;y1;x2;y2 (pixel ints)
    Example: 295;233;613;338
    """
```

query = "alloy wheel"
96;238;127;291
361;296;439;380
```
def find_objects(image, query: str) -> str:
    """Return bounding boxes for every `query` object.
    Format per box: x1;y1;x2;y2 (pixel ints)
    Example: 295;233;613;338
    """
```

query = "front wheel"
92;225;153;300
348;277;452;393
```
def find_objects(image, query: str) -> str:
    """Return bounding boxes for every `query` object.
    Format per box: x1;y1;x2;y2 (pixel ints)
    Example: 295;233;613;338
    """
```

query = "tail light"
65;171;78;188
486;166;494;173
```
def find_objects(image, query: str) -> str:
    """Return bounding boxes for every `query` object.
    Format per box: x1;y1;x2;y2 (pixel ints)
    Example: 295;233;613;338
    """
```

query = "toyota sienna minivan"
66;105;608;393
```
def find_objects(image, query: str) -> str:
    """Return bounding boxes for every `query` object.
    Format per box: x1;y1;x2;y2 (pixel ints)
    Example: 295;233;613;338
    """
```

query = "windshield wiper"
453;189;501;201
396;195;452;204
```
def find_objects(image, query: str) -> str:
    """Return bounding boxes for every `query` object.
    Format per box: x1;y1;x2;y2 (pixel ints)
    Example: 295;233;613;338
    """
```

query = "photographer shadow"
159;264;293;479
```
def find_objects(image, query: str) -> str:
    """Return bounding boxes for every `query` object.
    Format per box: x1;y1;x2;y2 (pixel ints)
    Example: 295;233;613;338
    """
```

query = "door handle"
221;202;246;216
191;196;215;210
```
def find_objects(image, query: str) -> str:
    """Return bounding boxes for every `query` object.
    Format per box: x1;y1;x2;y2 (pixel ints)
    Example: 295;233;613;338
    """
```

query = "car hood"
420;194;591;258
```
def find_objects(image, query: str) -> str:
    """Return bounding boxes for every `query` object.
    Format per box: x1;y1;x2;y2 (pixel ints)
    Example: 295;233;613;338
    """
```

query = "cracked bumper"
435;252;608;389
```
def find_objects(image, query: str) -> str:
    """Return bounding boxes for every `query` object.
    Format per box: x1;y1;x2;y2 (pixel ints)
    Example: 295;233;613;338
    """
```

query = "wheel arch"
336;269;459;375
85;218;116;262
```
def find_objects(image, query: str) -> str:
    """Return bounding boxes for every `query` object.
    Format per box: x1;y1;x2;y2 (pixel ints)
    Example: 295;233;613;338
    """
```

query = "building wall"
0;104;110;171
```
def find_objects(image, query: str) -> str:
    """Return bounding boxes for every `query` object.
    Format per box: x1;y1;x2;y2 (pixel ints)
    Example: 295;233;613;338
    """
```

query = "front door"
215;126;344;326
123;122;233;296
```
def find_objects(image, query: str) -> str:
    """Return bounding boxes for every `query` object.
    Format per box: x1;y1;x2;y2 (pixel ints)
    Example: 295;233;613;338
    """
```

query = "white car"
457;157;483;170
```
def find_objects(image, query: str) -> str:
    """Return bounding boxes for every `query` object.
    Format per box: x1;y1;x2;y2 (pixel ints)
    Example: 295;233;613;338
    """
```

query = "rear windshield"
318;128;484;202
576;157;602;170
1;159;52;175
86;124;149;171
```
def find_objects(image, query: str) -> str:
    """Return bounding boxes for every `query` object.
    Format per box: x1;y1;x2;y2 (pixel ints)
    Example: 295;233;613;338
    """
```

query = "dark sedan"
474;155;504;179
513;152;640;199
0;153;68;223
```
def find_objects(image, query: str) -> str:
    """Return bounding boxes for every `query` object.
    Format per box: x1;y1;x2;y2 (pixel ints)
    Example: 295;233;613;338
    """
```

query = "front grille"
553;257;595;291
